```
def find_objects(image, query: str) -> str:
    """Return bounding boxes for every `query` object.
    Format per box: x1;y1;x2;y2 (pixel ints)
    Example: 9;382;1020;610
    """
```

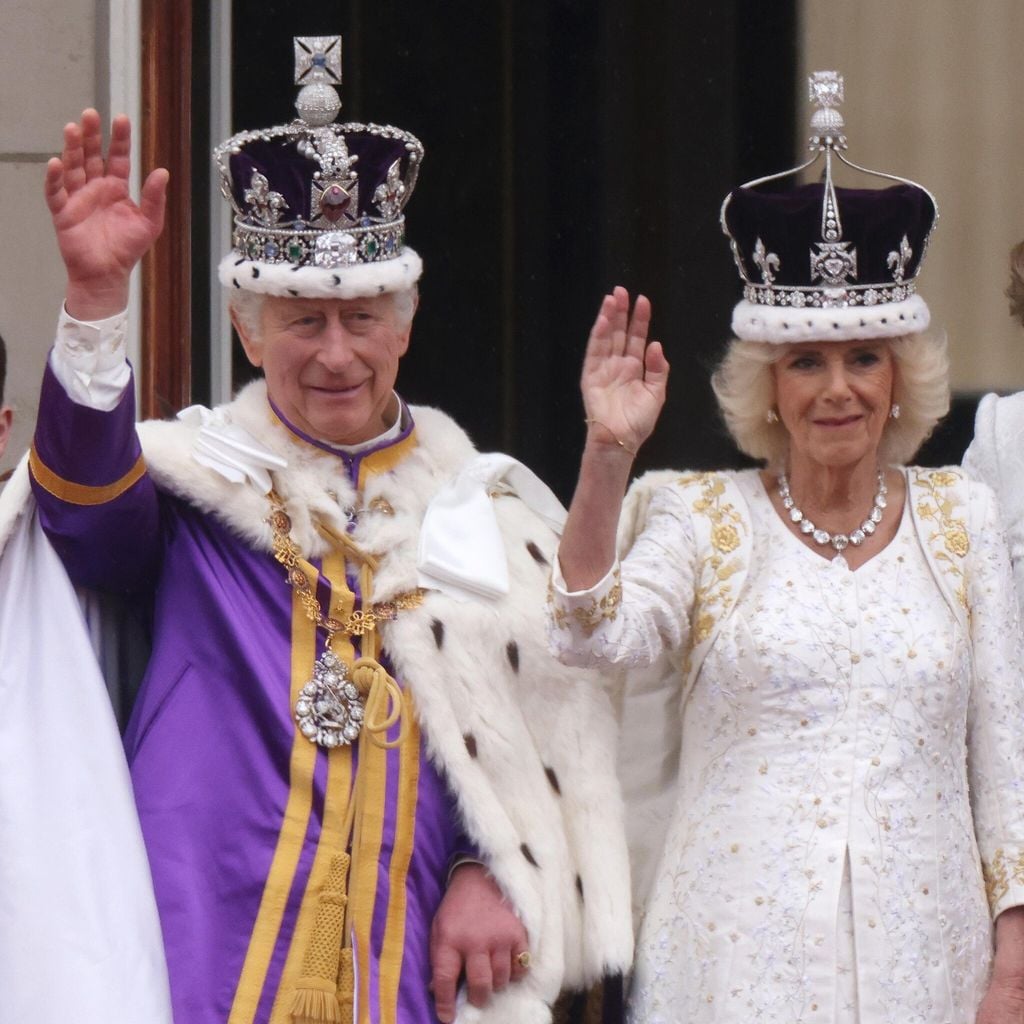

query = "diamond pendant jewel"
295;650;365;748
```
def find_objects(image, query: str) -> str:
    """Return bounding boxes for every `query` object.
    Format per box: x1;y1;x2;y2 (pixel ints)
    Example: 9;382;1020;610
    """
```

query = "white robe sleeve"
965;480;1024;919
963;391;1024;626
546;485;698;669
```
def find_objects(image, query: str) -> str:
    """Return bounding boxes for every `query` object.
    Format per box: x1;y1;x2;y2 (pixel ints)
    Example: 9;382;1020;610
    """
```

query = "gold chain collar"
266;488;426;648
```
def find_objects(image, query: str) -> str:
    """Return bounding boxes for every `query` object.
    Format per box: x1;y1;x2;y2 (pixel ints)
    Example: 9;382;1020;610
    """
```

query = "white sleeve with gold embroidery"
546;486;697;668
965;482;1024;918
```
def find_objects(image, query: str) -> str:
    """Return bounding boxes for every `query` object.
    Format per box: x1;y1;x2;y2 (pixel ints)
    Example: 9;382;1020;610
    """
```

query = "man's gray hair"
228;285;418;340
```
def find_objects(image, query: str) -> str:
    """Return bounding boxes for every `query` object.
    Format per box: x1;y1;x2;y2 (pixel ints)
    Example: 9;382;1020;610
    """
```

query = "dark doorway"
216;1;799;501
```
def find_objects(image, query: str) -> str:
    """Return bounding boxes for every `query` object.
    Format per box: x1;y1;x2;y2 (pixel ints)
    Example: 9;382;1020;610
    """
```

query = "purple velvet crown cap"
225;130;414;226
214;36;425;300
724;182;936;291
721;180;938;343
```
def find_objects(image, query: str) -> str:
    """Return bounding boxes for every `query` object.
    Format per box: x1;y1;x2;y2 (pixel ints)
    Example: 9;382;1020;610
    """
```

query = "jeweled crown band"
742;280;916;310
232;217;405;270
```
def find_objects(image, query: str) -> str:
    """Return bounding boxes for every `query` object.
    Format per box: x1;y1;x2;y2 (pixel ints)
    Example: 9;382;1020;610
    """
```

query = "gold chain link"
267;489;425;642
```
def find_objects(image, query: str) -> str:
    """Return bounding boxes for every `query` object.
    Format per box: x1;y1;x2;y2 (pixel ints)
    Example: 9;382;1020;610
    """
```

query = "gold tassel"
290;853;351;1024
290;983;343;1024
336;948;356;1024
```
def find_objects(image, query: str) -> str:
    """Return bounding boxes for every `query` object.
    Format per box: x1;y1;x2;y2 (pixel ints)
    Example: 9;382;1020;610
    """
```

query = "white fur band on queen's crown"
731;293;930;343
218;247;423;299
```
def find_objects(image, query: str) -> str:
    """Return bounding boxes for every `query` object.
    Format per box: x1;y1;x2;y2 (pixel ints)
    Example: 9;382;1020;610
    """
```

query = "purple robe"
31;364;474;1024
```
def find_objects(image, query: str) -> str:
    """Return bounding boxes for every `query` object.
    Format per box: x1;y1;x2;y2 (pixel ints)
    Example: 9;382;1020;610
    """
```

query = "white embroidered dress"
548;468;1024;1024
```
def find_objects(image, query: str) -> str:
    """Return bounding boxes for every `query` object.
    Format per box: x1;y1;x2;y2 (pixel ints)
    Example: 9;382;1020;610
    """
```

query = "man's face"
235;294;413;445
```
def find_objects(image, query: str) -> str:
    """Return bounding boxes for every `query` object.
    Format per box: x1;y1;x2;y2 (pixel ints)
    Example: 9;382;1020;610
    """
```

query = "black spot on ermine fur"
525;541;549;567
506;640;519;672
430;619;444;649
544;766;561;795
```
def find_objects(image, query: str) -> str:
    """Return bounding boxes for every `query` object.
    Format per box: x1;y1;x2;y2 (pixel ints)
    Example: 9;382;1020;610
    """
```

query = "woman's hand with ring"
581;286;669;458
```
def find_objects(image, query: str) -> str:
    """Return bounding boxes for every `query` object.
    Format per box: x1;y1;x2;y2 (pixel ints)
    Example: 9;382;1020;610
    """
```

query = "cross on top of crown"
295;36;342;87
809;71;844;111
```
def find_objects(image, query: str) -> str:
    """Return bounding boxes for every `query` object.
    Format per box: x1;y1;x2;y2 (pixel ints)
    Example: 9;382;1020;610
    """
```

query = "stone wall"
801;0;1024;393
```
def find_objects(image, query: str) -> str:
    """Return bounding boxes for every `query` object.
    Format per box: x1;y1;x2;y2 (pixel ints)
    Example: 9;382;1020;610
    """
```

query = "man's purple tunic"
31;364;471;1024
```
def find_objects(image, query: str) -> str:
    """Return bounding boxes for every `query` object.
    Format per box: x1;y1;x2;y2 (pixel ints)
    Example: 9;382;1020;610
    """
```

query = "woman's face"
772;338;895;471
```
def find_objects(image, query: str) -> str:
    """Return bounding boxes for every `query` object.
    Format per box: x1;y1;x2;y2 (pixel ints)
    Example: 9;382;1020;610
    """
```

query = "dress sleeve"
546;484;697;669
964;392;1024;627
962;392;998;487
965;481;1024;919
30;316;163;593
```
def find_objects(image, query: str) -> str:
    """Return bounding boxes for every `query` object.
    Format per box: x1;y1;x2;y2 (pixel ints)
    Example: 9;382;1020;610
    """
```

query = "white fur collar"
138;381;477;573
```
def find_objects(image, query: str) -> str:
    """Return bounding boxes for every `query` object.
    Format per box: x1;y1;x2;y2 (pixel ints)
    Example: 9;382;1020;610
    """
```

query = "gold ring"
516;951;531;969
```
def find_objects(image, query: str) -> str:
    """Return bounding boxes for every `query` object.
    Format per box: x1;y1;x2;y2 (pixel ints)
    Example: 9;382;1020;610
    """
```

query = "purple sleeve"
30;361;163;592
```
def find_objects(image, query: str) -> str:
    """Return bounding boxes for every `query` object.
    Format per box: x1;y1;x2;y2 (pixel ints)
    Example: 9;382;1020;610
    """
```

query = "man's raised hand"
44;109;168;321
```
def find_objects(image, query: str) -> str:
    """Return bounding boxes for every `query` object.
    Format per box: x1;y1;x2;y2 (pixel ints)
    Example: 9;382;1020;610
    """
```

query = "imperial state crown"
215;35;424;299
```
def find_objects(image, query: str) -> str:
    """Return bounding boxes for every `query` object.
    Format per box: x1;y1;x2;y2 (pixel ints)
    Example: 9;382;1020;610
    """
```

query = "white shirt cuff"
50;305;131;411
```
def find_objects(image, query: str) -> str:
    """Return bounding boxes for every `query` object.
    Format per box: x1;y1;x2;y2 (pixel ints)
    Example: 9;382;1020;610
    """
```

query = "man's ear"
396;293;419;357
0;406;12;461
230;307;264;369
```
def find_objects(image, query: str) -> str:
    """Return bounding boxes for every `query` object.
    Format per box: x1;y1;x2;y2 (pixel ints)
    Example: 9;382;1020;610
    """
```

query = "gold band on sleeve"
29;445;147;506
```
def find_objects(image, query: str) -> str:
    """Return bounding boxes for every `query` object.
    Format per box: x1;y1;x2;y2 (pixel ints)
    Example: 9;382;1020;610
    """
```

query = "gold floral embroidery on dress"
911;469;970;610
549;569;623;637
983;847;1024;909
677;473;748;670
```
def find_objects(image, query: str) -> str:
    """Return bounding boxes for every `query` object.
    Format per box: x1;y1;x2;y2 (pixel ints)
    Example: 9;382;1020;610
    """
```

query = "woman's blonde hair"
711;332;950;468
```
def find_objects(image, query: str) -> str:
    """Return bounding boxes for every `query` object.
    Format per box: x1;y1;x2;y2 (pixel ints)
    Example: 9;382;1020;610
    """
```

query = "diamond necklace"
777;471;887;553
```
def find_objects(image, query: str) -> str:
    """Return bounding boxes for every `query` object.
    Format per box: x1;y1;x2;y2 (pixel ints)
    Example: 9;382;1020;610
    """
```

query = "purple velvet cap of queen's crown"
720;70;939;343
214;35;424;300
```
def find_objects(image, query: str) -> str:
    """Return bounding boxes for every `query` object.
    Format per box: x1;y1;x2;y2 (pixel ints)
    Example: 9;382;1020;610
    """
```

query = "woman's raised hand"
44;109;169;321
581;286;669;456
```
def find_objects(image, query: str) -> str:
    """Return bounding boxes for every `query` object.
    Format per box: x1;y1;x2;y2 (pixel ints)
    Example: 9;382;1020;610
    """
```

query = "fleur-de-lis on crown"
887;235;913;283
244;171;287;227
373;161;407;221
753;237;780;285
